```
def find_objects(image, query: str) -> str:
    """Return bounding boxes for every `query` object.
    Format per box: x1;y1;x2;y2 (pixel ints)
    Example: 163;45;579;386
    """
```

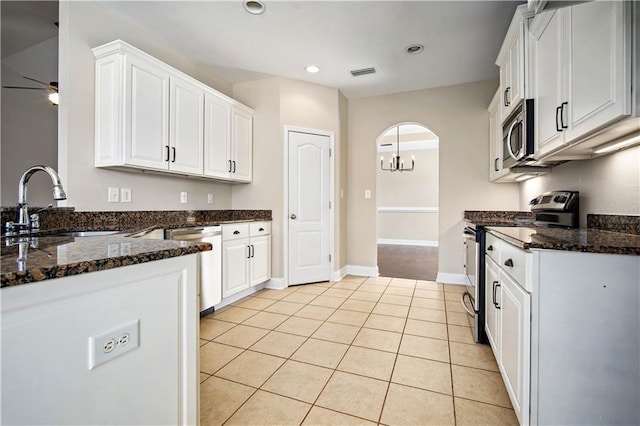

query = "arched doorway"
375;123;439;280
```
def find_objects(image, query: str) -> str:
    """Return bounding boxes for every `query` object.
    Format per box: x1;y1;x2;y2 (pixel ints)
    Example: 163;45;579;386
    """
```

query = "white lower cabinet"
485;254;531;426
222;221;271;299
499;271;530;425
1;255;199;425
486;231;640;425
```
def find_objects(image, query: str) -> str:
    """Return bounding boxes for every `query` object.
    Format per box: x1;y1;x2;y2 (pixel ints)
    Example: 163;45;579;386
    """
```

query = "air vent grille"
350;67;376;77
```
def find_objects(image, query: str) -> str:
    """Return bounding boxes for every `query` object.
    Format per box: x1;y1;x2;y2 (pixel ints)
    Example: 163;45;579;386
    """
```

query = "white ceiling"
97;0;523;99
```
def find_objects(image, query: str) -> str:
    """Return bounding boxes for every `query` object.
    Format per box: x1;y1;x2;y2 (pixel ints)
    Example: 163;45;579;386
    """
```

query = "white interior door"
288;130;330;285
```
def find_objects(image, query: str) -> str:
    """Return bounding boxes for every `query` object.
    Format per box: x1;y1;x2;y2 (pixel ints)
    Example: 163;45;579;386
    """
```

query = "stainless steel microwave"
502;99;534;169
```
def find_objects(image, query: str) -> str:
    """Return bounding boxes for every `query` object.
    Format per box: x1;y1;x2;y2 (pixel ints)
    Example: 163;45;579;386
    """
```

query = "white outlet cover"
364;189;371;199
120;188;132;203
180;192;188;203
207;193;214;204
89;319;140;370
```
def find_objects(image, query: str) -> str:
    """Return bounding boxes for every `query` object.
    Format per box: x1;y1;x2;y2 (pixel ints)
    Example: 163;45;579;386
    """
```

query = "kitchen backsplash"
0;208;272;232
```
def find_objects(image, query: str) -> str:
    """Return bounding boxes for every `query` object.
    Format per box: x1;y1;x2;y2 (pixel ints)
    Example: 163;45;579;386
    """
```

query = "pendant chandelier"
380;125;415;172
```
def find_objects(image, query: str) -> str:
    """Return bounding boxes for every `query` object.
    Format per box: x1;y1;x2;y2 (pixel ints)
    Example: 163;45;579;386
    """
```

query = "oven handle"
506;119;521;160
461;291;477;317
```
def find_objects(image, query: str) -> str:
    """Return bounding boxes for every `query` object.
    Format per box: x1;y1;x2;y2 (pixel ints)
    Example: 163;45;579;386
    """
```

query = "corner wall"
347;80;520;280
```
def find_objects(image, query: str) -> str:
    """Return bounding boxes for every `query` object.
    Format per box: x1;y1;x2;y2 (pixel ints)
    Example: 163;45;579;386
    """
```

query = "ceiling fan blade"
2;86;48;90
22;76;50;87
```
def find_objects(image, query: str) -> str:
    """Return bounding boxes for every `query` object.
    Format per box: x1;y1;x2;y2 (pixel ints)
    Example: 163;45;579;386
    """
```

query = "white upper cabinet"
488;90;513;182
530;1;631;159
204;91;232;179
93;40;253;182
496;5;533;121
170;75;204;175
232;107;253;183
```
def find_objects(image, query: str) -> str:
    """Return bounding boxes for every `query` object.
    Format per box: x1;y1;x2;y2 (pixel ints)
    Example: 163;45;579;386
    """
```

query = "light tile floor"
200;276;518;425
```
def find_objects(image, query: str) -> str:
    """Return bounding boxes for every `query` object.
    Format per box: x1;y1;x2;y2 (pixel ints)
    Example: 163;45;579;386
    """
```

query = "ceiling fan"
2;76;59;105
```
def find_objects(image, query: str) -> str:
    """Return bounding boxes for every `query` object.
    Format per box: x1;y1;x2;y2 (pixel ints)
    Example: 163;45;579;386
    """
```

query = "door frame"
283;126;335;287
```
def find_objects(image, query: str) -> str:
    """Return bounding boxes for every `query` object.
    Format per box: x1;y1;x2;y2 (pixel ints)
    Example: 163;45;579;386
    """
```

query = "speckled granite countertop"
1;233;212;288
487;226;640;255
465;211;640;256
0;209;273;288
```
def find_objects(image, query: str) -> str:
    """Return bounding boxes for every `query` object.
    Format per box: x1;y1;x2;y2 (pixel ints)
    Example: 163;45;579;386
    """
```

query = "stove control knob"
529;198;538;205
554;195;567;203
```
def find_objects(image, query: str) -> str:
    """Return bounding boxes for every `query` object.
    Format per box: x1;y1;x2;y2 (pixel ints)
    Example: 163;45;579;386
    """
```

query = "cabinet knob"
258;227;264;232
290;214;297;220
504;258;514;267
487;245;494;251
233;230;240;235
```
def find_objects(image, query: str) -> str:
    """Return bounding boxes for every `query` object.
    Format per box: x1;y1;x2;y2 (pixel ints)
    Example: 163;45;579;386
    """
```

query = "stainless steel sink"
55;231;120;237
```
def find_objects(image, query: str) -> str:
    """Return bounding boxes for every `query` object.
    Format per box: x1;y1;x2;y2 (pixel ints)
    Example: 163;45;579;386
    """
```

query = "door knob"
290;214;297;220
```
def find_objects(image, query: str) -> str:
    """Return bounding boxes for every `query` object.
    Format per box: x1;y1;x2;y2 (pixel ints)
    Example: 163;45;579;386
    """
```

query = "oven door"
462;227;478;313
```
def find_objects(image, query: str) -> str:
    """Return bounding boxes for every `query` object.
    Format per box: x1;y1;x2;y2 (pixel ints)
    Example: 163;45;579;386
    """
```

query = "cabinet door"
204;92;232;179
563;0;630;143
124;54;170;170
531;10;565;158
222;239;250;298
508;33;524;111
485;257;501;356
499;272;531;426
488;90;510;182
231;107;253;182
250;235;271;286
498;54;511;121
169;76;204;175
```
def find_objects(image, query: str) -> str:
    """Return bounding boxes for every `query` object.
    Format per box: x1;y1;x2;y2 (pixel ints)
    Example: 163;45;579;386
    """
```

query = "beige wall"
348;80;520;277
377;146;439;243
520;145;640;225
1;64;58;207
58;1;233;211
232;77;347;280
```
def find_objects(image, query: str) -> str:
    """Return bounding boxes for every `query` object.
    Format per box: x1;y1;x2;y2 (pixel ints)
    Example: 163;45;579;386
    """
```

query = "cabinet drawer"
486;233;501;264
500;241;531;291
222;223;249;241
250;221;271;237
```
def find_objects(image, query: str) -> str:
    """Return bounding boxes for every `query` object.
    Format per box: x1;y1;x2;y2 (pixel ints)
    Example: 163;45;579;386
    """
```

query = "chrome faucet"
6;165;67;234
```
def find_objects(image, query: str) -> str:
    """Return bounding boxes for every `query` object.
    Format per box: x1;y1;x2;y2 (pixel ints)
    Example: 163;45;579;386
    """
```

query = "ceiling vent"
350;67;376;77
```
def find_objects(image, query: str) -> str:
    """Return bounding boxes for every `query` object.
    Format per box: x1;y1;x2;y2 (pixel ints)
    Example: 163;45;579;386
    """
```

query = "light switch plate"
180;192;188;203
108;187;119;203
364;189;371;199
207;193;214;204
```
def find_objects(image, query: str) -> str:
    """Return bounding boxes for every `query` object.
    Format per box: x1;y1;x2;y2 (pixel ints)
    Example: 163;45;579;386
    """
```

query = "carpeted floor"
377;244;439;281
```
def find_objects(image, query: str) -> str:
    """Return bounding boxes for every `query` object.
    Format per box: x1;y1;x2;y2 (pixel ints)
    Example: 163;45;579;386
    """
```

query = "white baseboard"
214;283;267;310
377;239;438;247
332;267;347;282
344;265;379;278
265;277;287;290
435;272;467;285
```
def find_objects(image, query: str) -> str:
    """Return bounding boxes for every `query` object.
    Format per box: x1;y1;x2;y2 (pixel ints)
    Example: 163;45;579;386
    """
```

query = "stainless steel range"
462;190;580;344
530;190;579;228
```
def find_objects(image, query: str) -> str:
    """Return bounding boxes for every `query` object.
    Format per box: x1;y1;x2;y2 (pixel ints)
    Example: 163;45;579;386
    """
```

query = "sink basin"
55;231;120;237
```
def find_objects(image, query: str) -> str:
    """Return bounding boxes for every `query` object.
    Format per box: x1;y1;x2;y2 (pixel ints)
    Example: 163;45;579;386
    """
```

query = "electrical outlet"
207;193;214;204
180;192;188;203
120;188;132;203
89;319;140;370
364;189;371;199
108;187;119;203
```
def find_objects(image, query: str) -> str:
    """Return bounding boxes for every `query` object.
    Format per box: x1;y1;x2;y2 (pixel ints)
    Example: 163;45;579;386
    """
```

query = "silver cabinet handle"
290;214;297;220
506;119;521;160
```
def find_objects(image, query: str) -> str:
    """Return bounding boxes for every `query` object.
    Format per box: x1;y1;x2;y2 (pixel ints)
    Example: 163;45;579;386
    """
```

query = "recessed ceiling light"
243;0;265;15
405;44;424;55
305;65;320;73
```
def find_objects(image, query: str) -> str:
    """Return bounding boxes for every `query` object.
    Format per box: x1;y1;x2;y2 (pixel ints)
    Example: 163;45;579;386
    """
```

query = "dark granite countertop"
466;211;640;255
1;233;212;288
487;226;640;255
0;209;273;288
